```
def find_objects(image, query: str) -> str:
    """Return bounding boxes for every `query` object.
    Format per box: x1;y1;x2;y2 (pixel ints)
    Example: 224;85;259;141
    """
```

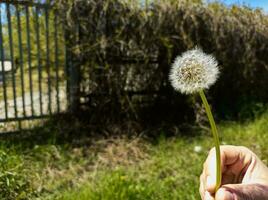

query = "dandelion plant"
169;48;221;191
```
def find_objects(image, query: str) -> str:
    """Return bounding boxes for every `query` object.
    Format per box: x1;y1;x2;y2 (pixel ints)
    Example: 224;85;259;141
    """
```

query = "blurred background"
57;0;268;126
0;0;267;199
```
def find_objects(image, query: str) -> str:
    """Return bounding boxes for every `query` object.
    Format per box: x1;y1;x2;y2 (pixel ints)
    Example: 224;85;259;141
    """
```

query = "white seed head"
194;145;203;153
169;48;219;94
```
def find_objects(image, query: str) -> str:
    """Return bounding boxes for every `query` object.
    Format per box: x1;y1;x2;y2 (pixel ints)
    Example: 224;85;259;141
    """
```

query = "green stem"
199;90;221;192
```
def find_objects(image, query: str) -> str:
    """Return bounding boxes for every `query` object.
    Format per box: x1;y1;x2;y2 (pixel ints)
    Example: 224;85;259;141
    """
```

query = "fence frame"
0;0;78;130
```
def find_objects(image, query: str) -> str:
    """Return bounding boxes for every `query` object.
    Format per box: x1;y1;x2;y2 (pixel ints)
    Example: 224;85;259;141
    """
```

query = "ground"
0;111;268;200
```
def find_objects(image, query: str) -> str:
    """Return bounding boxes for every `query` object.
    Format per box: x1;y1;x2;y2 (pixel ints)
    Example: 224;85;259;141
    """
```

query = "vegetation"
1;0;268;122
0;1;267;199
0;110;267;199
56;0;268;122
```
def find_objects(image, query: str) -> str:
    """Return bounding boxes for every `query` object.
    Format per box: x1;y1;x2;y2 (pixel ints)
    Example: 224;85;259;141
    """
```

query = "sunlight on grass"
1;112;268;199
56;113;268;200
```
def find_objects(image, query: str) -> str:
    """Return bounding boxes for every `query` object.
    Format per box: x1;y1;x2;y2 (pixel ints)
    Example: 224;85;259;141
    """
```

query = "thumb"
215;184;268;200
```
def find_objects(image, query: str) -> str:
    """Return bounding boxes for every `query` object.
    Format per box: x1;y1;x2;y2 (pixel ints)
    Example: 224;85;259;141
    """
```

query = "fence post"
65;25;80;113
69;56;80;113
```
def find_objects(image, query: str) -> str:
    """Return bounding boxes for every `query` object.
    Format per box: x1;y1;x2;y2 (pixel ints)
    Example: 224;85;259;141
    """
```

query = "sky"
208;0;268;11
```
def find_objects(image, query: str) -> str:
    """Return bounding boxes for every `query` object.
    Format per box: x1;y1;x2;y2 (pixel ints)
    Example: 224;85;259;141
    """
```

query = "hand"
200;145;268;200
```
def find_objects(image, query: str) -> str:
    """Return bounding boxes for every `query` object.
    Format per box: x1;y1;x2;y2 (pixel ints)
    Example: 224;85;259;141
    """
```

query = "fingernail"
206;176;214;190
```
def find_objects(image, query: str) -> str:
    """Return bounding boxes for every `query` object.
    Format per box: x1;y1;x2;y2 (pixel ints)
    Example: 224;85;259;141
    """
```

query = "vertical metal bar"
25;5;34;116
45;8;51;114
7;4;19;123
64;26;70;109
34;7;43;115
54;13;60;113
0;7;8;119
16;5;26;117
69;58;80;113
68;24;80;112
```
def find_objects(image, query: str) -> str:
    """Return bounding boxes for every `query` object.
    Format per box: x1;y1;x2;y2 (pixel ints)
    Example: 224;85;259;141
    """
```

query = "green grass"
1;112;268;199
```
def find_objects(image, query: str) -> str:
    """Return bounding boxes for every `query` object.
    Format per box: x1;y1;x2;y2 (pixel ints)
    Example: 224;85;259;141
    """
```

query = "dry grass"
96;136;149;167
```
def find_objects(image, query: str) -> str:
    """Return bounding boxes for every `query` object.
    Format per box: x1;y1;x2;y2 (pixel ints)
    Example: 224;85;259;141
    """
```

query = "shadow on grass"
0;110;204;151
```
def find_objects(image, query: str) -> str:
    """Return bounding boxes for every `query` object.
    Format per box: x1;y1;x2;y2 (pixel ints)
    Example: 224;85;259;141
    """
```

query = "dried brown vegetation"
56;0;268;122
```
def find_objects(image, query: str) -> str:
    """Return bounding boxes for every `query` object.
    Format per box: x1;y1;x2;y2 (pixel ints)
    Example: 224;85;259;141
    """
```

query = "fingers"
203;145;238;193
215;184;268;200
215;188;234;200
201;183;268;200
204;191;214;200
200;172;211;199
202;145;253;193
200;172;215;200
199;173;205;199
200;145;268;200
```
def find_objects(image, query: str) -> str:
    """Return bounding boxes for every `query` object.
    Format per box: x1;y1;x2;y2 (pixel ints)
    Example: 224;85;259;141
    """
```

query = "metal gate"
0;1;69;130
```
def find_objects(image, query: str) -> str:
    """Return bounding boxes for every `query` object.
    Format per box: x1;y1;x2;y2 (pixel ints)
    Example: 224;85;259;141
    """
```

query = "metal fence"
0;1;71;130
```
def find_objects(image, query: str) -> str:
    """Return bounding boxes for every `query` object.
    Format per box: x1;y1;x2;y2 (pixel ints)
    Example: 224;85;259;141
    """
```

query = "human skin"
199;145;268;200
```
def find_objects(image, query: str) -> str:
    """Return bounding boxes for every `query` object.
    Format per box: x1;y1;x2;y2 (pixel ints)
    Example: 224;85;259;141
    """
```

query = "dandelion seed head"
194;145;203;153
169;48;219;94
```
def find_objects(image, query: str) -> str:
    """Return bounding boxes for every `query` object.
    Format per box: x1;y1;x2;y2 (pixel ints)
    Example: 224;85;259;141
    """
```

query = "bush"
0;150;32;200
56;0;268;123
